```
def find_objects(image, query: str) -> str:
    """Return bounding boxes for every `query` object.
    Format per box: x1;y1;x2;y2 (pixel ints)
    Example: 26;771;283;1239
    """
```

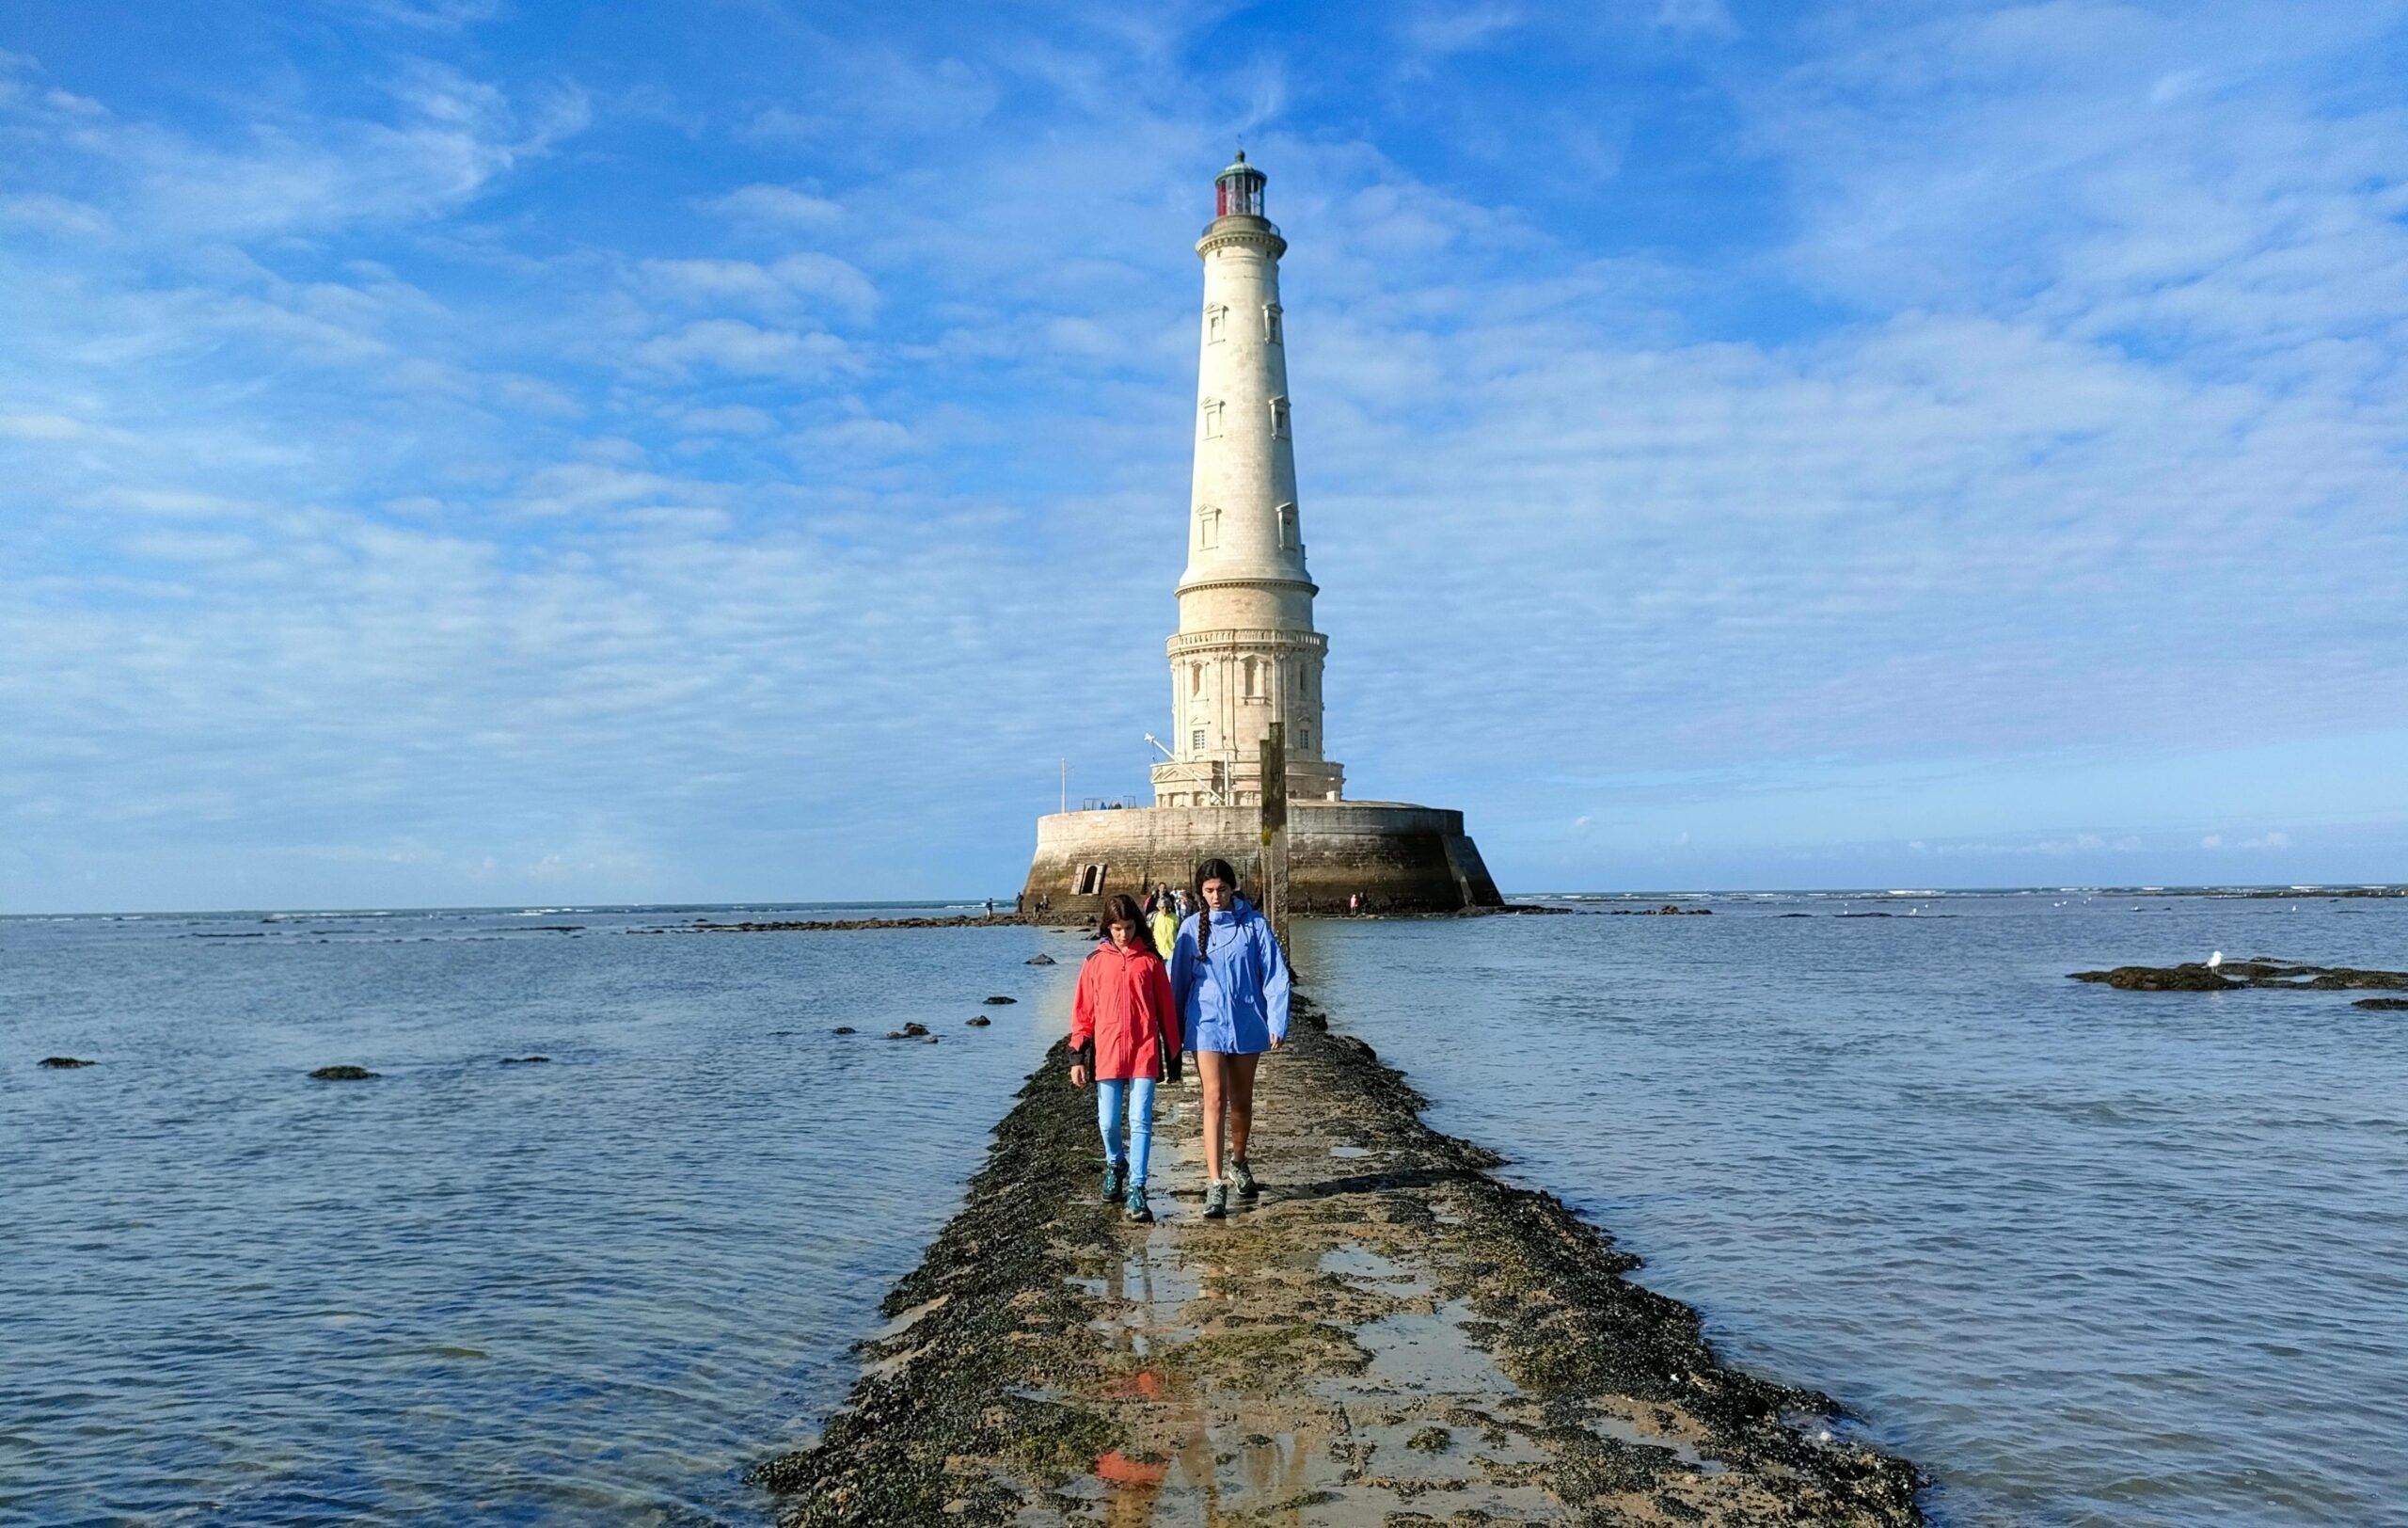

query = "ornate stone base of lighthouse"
1020;801;1501;921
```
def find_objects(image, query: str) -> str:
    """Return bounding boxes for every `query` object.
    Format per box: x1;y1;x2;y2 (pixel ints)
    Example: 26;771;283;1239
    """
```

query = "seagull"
2208;950;2225;968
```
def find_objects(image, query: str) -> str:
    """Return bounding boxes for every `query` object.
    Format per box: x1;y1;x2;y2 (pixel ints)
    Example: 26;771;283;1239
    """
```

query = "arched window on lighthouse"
1263;304;1283;344
1202;399;1223;438
1276;503;1297;549
1205;305;1227;343
1269;396;1290;439
1243;657;1258;697
1196;506;1219;549
1190;661;1203;696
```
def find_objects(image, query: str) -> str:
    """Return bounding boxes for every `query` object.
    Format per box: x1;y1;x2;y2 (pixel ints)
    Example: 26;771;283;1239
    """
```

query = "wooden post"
1259;723;1290;956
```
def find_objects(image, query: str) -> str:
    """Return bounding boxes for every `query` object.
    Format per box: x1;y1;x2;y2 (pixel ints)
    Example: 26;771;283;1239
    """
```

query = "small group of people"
1067;858;1289;1224
1136;883;1191;954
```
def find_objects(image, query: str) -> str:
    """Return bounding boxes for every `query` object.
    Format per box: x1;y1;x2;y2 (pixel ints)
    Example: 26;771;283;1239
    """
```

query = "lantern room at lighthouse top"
1214;150;1266;218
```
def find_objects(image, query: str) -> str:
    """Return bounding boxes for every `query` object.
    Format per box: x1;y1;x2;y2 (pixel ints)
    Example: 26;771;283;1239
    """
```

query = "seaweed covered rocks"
2071;964;2235;991
2072;958;2408;995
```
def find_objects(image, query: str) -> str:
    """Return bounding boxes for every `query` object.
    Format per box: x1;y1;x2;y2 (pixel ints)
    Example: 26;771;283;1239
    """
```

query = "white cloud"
0;412;84;439
672;405;779;436
631;319;856;378
704;183;844;225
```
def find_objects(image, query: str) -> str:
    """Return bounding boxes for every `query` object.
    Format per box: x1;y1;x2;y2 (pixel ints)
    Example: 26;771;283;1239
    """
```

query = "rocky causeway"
752;995;1925;1526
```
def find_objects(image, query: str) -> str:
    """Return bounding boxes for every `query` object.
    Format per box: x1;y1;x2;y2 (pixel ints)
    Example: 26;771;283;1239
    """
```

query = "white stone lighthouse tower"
1019;151;1500;917
1150;151;1345;810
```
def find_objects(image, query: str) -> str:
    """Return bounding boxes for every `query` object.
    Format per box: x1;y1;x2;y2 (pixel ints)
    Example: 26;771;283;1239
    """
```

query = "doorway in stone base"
1073;863;1108;896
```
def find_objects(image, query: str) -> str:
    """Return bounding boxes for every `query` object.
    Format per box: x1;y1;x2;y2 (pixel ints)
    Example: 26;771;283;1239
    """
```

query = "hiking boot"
1125;1183;1153;1223
1230;1157;1259;1199
1101;1160;1125;1203
1202;1180;1228;1219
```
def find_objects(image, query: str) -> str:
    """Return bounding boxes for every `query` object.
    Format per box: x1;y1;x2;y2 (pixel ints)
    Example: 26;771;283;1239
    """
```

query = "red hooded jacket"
1069;937;1180;1081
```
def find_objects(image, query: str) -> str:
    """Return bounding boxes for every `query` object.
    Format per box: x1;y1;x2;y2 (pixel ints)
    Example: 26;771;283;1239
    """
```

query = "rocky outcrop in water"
981;995;1018;1005
2353;998;2408;1011
309;1065;379;1080
1610;904;1713;915
886;1023;930;1040
2071;964;2235;991
966;1016;991;1027
39;1056;94;1069
499;1056;550;1065
1026;954;1056;964
2071;958;2408;994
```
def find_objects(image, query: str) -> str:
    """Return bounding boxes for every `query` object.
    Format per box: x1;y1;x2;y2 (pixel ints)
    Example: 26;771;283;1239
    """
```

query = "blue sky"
4;1;2405;912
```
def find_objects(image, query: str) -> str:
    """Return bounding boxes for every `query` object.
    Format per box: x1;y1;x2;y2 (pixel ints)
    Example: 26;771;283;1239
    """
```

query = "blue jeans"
1096;1076;1158;1185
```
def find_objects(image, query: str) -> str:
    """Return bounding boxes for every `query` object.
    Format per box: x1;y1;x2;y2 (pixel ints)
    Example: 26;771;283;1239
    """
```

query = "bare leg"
1197;1050;1228;1183
1226;1052;1260;1165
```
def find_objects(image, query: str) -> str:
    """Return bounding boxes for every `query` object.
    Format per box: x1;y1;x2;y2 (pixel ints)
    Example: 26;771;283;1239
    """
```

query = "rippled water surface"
2;905;1086;1527
1295;894;2408;1528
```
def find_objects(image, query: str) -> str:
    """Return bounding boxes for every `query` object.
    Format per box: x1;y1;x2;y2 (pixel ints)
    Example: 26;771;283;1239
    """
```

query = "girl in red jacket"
1070;893;1182;1223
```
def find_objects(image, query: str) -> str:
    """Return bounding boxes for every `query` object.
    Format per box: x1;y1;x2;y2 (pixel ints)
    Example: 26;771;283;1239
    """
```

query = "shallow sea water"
1295;893;2408;1528
1;904;1086;1527
8;895;2405;1526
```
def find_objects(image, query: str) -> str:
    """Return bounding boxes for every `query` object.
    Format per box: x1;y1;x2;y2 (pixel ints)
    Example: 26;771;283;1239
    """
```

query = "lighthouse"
1021;152;1500;917
1152;151;1344;810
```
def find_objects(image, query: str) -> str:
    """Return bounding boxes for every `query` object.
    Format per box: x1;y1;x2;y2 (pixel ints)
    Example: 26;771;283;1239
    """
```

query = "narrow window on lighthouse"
1197;507;1219;549
1243;657;1258;697
1202;399;1223;438
1263;304;1282;344
1191;728;1205;754
1206;305;1227;343
1276;503;1297;549
1269;396;1290;438
1190;662;1202;696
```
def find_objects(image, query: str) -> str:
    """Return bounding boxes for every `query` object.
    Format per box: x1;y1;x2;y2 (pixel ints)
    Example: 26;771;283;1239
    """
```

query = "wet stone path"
752;1000;1925;1527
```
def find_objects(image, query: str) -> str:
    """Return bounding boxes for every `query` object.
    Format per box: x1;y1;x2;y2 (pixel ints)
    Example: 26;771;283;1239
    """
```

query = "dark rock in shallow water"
886;1022;930;1040
1025;953;1055;964
832;1026;857;1035
982;995;1018;1005
499;1055;549;1065
2305;967;2408;991
309;1064;379;1080
39;1056;94;1069
2074;959;2408;994
2071;964;2236;991
2353;997;2408;1011
966;1015;991;1027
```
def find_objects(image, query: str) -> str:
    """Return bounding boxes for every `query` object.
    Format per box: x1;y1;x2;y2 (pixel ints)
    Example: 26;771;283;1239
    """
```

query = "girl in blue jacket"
1169;857;1291;1218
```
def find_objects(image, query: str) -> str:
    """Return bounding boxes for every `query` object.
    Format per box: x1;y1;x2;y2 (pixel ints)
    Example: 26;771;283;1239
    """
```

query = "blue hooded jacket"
1170;897;1291;1055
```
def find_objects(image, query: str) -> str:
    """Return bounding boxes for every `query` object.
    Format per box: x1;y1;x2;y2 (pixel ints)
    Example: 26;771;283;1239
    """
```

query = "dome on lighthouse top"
1214;149;1265;217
